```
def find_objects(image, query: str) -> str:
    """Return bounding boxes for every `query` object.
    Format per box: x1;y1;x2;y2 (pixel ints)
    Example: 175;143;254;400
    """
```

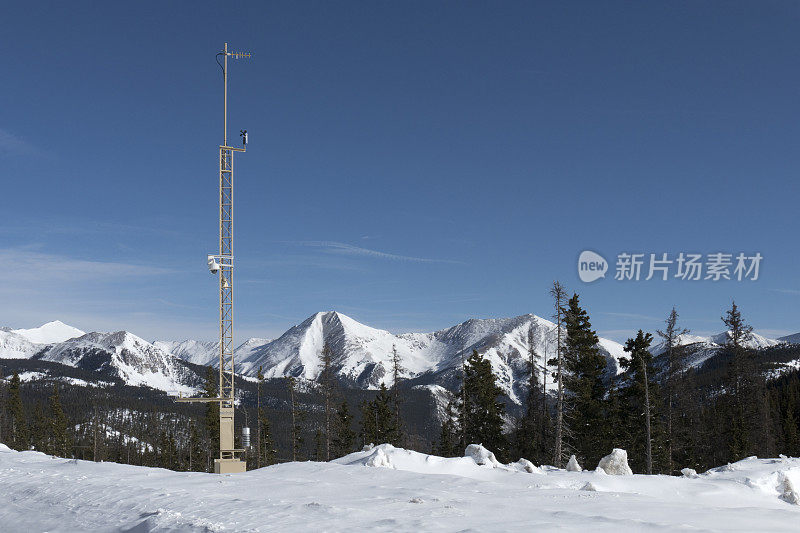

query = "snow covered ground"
2;443;799;532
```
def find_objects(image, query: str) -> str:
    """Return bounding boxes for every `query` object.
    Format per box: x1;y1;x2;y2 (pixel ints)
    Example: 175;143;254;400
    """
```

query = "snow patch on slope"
153;339;219;366
0;329;40;359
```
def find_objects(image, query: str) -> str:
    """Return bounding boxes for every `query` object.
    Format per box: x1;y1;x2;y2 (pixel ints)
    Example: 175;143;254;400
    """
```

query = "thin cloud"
770;288;800;296
0;248;174;282
0;128;39;157
286;241;462;264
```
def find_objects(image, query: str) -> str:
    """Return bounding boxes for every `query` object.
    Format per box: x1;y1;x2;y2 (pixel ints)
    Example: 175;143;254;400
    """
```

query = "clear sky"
2;1;799;343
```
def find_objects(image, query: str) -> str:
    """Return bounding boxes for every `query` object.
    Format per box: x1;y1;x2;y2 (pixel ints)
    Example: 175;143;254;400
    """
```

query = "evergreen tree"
313;428;325;461
783;400;800;457
359;399;376;447
319;341;335;461
657;307;690;474
31;401;49;452
458;350;506;459
202;366;219;466
257;406;276;467
49;384;70;457
436;396;461;457
721;301;771;459
7;372;28;451
620;330;662;474
331;400;356;458
722;301;753;349
562;294;607;467
390;344;405;446
254;366;276;468
187;422;203;472
549;280;568;466
360;384;401;446
514;329;550;464
92;403;104;462
158;430;176;469
287;376;304;461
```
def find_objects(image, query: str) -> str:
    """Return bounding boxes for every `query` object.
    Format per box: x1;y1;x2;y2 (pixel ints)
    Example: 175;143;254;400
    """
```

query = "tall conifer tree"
458;350;506;459
562;294;607;467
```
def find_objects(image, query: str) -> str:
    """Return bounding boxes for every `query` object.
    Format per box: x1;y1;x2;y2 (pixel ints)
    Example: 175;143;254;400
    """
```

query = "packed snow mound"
597;449;633;475
780;474;800;505
511;458;545;474
334;444;543;479
566;455;582;472
365;446;393;468
465;444;502;467
682;468;699;478
11;320;85;344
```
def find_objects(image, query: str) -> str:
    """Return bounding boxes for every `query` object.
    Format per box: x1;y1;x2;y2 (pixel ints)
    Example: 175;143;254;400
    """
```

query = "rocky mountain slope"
3;314;792;405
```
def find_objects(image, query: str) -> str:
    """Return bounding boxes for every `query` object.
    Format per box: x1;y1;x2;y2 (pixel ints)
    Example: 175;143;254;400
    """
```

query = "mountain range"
1;322;197;394
2;314;797;406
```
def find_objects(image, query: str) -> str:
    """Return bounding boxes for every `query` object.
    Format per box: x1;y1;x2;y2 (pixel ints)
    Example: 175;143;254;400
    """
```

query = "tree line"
434;282;800;474
2;290;799;474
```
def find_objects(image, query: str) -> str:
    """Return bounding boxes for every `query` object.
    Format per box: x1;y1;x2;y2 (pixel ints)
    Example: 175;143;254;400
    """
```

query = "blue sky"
2;1;799;343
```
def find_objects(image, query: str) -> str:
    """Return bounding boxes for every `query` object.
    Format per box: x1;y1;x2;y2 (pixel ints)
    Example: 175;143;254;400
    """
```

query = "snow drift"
2;443;800;531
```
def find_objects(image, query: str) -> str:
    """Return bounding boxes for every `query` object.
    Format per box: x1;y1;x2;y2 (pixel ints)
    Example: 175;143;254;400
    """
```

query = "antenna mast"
178;42;251;475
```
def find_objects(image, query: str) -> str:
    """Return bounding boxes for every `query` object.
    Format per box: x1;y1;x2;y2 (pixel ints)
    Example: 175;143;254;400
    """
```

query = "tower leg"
214;458;246;474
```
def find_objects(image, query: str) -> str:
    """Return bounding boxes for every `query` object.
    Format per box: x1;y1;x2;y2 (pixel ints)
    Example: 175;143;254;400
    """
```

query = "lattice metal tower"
178;42;250;474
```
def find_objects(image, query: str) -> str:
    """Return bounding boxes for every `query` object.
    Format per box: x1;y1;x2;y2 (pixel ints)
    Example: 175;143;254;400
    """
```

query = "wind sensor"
178;43;251;474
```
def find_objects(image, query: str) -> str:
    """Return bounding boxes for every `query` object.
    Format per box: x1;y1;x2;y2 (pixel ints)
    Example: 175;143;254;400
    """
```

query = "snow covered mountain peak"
12;320;85;344
651;330;782;356
229;311;626;406
0;329;41;359
40;330;198;394
709;330;781;350
236;310;407;385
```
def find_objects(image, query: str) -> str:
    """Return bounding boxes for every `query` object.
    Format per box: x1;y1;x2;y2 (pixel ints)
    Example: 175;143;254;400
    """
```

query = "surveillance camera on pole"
208;255;221;274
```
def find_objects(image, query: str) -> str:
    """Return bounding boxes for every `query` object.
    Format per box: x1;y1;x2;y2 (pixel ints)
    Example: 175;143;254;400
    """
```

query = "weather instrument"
178;43;251;474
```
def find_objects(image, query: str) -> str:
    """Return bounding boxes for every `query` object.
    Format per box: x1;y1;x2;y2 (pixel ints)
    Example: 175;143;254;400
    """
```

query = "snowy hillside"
39;331;198;395
650;330;785;370
152;339;220;366
1;443;799;532
153;337;272;368
779;332;800;344
11;320;85;344
2;315;790;404
0;329;41;359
